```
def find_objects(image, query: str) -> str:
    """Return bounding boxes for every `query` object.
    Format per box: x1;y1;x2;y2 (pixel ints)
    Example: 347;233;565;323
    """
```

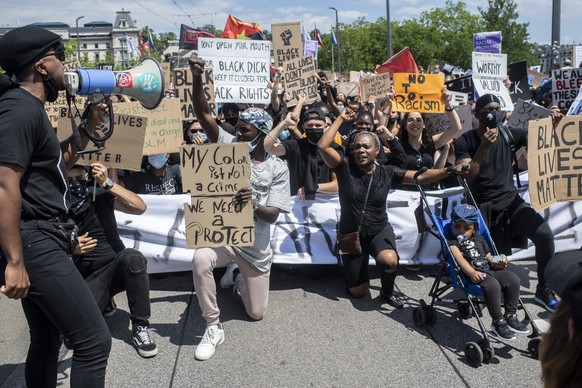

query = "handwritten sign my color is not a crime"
173;67;217;120
180;143;254;248
527;116;582;212
393;73;444;113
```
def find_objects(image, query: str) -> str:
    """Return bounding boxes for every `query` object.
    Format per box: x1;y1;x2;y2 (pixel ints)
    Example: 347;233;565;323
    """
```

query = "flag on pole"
375;47;418;76
179;24;216;50
221;14;266;40
314;28;324;47
126;35;141;58
139;34;150;54
148;29;156;52
331;29;338;46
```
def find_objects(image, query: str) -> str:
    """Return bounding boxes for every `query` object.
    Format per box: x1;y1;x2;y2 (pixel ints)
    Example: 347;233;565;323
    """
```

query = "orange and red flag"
221;14;266;40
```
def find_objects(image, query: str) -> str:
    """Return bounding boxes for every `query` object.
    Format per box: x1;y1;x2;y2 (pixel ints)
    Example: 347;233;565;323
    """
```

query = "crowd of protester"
0;24;580;387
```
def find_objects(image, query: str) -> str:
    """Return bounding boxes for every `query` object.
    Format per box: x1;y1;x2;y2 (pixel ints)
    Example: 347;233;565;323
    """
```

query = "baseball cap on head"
302;107;326;123
0;25;62;74
451;204;479;225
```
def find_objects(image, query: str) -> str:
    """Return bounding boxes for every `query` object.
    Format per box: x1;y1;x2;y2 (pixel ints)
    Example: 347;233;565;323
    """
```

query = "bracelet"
445;106;454;112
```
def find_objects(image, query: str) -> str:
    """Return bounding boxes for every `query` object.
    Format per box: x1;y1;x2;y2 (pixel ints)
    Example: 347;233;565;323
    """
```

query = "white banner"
472;52;513;111
116;182;582;273
198;37;272;104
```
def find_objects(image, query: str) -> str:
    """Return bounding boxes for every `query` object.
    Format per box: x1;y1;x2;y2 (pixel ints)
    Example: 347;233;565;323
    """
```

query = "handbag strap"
357;170;374;230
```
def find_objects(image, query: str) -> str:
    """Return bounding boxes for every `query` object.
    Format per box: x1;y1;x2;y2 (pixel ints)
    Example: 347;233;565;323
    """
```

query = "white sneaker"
195;324;225;361
220;263;239;289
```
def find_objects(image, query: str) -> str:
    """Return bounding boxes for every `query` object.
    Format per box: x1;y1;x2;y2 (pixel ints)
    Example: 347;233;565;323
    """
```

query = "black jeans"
479;269;521;322
81;248;151;329
19;229;111;388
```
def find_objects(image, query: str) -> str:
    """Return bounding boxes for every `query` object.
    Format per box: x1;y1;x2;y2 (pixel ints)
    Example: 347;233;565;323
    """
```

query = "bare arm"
401;163;469;185
433;141;452;169
0;163;30;299
288;92;306;140
318;108;355;169
233;187;280;224
432;88;462;149
91;163;146;215
450;245;484;283
189;57;221;143
270;69;283;113
263;113;297;156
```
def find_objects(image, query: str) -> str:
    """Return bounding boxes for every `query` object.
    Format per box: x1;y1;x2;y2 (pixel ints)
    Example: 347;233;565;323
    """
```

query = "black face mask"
305;128;324;144
225;116;238;126
69;179;89;210
479;110;502;129
43;74;59;103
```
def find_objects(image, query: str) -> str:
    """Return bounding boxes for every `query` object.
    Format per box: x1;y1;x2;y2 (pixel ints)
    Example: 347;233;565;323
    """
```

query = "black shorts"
341;223;398;288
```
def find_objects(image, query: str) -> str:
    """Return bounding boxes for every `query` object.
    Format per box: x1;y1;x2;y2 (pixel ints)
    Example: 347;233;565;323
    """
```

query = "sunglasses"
41;47;66;62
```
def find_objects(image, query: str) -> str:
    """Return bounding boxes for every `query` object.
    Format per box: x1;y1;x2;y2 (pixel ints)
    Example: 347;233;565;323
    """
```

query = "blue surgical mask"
279;130;291;141
148;154;168;169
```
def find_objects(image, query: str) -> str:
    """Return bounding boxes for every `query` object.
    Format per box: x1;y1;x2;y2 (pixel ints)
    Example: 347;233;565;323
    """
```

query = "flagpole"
331;28;335;77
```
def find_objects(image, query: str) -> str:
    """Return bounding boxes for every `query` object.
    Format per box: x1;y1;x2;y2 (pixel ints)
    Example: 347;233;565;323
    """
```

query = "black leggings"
478;269;521;322
20;229;111;388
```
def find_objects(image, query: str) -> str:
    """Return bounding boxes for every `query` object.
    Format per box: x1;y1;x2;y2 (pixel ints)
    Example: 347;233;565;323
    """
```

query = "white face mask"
148;154;168;169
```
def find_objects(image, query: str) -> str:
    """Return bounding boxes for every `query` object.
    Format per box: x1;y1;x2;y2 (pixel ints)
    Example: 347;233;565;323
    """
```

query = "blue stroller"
411;169;541;366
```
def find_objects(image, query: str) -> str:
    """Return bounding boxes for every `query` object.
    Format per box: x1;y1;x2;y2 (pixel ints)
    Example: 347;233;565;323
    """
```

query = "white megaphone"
63;57;165;109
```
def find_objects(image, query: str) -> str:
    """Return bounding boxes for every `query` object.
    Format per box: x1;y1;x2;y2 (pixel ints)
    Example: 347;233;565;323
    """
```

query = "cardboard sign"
445;75;474;101
271;22;303;68
56;113;147;171
161;62;172;89
45;92;87;128
180;143;251;196
472;52;513;111
359;73;391;102
184;196;254;248
473;31;502;53
173;67;217;119
112;99;183;155
551;67;582;111
507;60;530;103
283;55;318;106
349;71;362;83
180;142;254;248
527;116;582;212
566;88;582;116
507;99;551;130
198;37;271;104
527;68;548;89
449;91;469;106
336;82;359;97
424;104;472;136
392;73;444;113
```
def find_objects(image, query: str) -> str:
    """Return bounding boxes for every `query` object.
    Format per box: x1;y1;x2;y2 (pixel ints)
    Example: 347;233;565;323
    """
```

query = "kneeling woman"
318;108;468;307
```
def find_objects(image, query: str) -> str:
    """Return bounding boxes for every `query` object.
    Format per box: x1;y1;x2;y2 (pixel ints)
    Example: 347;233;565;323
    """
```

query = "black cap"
0;25;61;74
302;107;326;123
545;247;582;329
474;94;500;114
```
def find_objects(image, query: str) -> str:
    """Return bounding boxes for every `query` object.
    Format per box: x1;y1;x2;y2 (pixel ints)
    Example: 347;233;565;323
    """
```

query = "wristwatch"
103;178;114;191
445;105;454;112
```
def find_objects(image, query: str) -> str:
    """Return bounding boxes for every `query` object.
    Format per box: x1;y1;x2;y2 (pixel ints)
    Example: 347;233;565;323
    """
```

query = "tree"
479;0;537;65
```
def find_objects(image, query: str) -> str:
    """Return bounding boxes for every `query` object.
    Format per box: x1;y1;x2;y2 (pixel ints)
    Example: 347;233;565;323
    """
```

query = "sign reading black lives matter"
180;143;254;248
271;22;302;68
173;67;217;119
198;37;271;104
528;116;582;212
283;55;319;106
472;52;513;111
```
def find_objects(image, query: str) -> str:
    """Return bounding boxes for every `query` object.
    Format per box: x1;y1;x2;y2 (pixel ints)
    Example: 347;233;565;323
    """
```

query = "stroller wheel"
425;305;437;326
528;338;542;359
457;301;472;319
412;307;427;328
465;341;483;366
482;346;495;364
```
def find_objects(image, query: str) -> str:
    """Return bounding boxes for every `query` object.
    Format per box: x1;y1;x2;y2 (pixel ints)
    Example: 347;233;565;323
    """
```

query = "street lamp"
76;16;85;63
329;7;341;75
386;1;392;58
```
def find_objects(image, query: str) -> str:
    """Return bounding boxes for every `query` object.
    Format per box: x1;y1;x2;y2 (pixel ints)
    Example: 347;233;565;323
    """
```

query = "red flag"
139;34;150;54
375;47;418;76
314;29;324;47
221;14;266;40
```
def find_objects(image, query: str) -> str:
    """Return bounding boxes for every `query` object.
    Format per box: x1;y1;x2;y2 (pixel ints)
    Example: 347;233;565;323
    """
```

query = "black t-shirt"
448;234;490;265
395;140;436;191
281;138;341;195
0;88;69;219
455;126;527;206
123;164;182;195
334;158;406;236
94;190;125;253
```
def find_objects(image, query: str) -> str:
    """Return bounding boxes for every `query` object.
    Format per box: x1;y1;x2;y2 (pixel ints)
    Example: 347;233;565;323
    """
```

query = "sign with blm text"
551;67;582;111
180;143;253;248
472;52;513;111
528;116;582;212
57;113;147;171
271;22;303;68
392;73;444;113
283;55;319;106
507;99;551;130
173;67;217;119
198;37;271;104
112;99;183;155
359;73;391;102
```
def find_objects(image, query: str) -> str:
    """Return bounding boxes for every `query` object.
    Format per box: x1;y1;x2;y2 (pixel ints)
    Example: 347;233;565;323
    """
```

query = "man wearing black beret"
0;25;111;387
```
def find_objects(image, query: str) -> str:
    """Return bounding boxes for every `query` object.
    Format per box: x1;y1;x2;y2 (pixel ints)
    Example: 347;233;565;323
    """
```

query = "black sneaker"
103;298;117;318
490;318;516;341
132;326;158;358
534;286;559;313
505;314;530;334
380;290;405;309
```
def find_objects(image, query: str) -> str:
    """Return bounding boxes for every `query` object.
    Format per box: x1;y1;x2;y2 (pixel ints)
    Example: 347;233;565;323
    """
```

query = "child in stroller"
448;204;530;341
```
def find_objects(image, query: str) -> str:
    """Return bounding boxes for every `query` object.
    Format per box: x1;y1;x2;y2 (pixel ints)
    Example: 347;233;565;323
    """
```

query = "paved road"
1;260;548;387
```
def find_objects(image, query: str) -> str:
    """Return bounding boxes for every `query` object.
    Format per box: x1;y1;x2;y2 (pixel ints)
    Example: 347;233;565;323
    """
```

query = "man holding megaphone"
0;26;111;387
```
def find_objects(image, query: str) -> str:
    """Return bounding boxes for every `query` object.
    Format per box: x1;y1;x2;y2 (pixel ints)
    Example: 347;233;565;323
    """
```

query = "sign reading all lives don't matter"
180;143;254;248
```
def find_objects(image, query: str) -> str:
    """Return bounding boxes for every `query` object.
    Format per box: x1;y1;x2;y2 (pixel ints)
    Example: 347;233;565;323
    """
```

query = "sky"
2;0;581;47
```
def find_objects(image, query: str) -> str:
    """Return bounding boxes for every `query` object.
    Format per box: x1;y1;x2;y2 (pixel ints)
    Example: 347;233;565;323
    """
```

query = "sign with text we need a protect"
527;116;582;212
472;52;513;111
198;37;271;104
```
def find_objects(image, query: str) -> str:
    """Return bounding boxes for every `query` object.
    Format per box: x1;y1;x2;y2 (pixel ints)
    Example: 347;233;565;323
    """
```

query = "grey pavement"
1;260;549;388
